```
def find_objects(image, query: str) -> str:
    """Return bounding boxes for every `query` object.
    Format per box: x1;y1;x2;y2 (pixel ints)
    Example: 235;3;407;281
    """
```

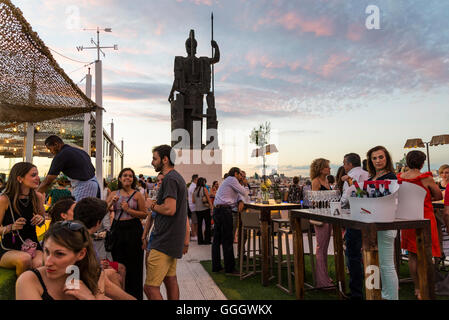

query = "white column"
25;123;34;163
110;120;114;179
121;139;124;171
83;71;92;155
95;60;103;195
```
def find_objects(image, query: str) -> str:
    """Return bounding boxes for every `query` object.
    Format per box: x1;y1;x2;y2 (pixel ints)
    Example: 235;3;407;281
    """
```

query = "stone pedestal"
173;148;223;184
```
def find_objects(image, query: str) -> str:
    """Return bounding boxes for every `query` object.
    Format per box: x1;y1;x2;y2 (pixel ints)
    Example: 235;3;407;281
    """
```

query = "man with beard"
144;144;190;300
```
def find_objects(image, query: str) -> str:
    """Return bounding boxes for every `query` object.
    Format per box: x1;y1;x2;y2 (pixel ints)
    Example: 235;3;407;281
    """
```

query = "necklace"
375;169;388;179
19;197;31;207
122;189;133;197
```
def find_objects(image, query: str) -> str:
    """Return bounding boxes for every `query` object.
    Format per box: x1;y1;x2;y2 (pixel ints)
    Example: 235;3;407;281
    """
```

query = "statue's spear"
190;29;194;74
211;12;214;95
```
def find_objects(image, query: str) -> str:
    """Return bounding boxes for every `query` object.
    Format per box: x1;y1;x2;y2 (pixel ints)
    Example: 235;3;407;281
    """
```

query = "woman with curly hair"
106;168;147;299
310;158;333;288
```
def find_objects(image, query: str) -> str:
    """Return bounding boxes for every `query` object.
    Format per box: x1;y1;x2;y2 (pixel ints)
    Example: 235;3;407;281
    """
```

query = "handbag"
201;188;210;208
105;190;137;252
1;197;38;258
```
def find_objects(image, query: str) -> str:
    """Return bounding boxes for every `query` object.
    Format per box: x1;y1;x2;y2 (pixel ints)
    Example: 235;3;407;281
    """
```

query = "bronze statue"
169;29;220;149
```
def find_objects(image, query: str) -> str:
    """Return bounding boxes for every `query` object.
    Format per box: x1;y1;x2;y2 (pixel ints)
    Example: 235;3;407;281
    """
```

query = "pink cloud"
319;54;350;77
192;0;213;5
399;50;448;80
154;23;164;36
252;9;334;37
245;51;286;69
346;23;364;42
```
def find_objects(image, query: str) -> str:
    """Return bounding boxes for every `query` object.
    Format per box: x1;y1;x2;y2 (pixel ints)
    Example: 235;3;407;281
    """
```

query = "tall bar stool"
273;212;316;294
239;209;264;280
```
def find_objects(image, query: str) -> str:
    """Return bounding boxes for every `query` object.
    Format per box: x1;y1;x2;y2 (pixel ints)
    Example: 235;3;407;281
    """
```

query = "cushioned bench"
0;267;16;300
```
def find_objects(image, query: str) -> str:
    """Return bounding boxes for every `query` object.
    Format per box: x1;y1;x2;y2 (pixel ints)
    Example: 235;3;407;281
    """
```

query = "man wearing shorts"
145;144;189;300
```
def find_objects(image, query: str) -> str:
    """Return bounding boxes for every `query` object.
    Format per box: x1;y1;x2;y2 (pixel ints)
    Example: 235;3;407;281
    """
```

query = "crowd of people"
0;136;191;300
286;146;448;300
0;136;448;301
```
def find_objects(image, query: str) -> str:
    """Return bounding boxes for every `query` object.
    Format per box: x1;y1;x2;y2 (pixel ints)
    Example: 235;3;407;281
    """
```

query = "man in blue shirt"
212;167;248;275
38;135;100;201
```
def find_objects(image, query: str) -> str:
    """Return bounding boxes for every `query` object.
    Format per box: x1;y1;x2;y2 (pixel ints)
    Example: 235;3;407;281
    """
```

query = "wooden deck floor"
143;233;331;300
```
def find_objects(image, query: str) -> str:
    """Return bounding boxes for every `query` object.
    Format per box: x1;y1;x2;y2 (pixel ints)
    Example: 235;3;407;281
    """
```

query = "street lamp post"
77;27;118;193
251;144;278;181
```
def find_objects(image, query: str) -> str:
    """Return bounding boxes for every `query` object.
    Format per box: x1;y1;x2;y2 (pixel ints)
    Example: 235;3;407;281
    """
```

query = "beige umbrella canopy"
0;0;98;124
430;135;449;146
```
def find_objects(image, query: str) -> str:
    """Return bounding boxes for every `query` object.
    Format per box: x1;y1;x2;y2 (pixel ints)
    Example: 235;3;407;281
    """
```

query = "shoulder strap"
128;190;137;202
31;269;49;295
115;190;138;221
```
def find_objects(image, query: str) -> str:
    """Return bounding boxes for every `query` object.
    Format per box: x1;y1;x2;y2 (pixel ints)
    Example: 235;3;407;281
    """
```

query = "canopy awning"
0;0;98;124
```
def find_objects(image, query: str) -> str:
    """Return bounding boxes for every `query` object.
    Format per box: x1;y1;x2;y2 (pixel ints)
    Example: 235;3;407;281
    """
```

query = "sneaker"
225;270;240;277
191;236;198;241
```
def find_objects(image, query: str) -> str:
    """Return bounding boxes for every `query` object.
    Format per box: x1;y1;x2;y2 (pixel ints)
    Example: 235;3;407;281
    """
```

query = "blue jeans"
378;230;399;300
345;228;363;299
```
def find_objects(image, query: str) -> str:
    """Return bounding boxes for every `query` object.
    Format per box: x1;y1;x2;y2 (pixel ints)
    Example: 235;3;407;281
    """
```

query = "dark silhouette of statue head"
185;29;197;56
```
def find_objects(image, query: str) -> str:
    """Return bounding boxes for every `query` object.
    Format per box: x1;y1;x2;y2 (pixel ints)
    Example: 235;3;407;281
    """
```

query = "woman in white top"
192;178;213;245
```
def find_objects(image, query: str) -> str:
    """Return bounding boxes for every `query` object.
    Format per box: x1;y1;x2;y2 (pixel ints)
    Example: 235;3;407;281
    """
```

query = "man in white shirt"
188;174;198;241
212;167;249;275
234;171;250;241
340;153;369;300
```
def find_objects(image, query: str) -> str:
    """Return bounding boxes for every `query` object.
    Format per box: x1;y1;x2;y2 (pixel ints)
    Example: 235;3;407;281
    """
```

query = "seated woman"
49;198;76;226
0;162;46;276
16;220;107;300
438;164;449;197
47;197;128;295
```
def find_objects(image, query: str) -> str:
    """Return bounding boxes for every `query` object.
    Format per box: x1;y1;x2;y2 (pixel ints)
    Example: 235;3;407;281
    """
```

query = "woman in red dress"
398;150;443;299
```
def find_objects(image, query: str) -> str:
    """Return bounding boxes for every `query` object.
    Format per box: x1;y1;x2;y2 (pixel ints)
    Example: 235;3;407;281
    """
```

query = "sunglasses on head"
59;221;87;241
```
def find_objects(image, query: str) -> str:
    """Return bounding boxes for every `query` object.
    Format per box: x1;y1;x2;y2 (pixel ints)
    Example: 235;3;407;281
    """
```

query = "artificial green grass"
0;268;16;300
200;255;449;300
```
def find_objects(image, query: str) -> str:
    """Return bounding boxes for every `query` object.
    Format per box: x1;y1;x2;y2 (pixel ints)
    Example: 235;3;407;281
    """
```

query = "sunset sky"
6;0;449;178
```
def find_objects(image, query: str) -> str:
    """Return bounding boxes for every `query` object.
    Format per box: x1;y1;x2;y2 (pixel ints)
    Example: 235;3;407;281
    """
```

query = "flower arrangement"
259;178;283;203
259;179;272;204
260;178;272;191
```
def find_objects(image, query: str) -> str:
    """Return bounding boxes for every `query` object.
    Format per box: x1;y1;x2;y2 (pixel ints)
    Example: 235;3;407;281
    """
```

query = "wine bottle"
363;181;369;198
374;181;382;198
383;180;391;196
353;181;368;198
